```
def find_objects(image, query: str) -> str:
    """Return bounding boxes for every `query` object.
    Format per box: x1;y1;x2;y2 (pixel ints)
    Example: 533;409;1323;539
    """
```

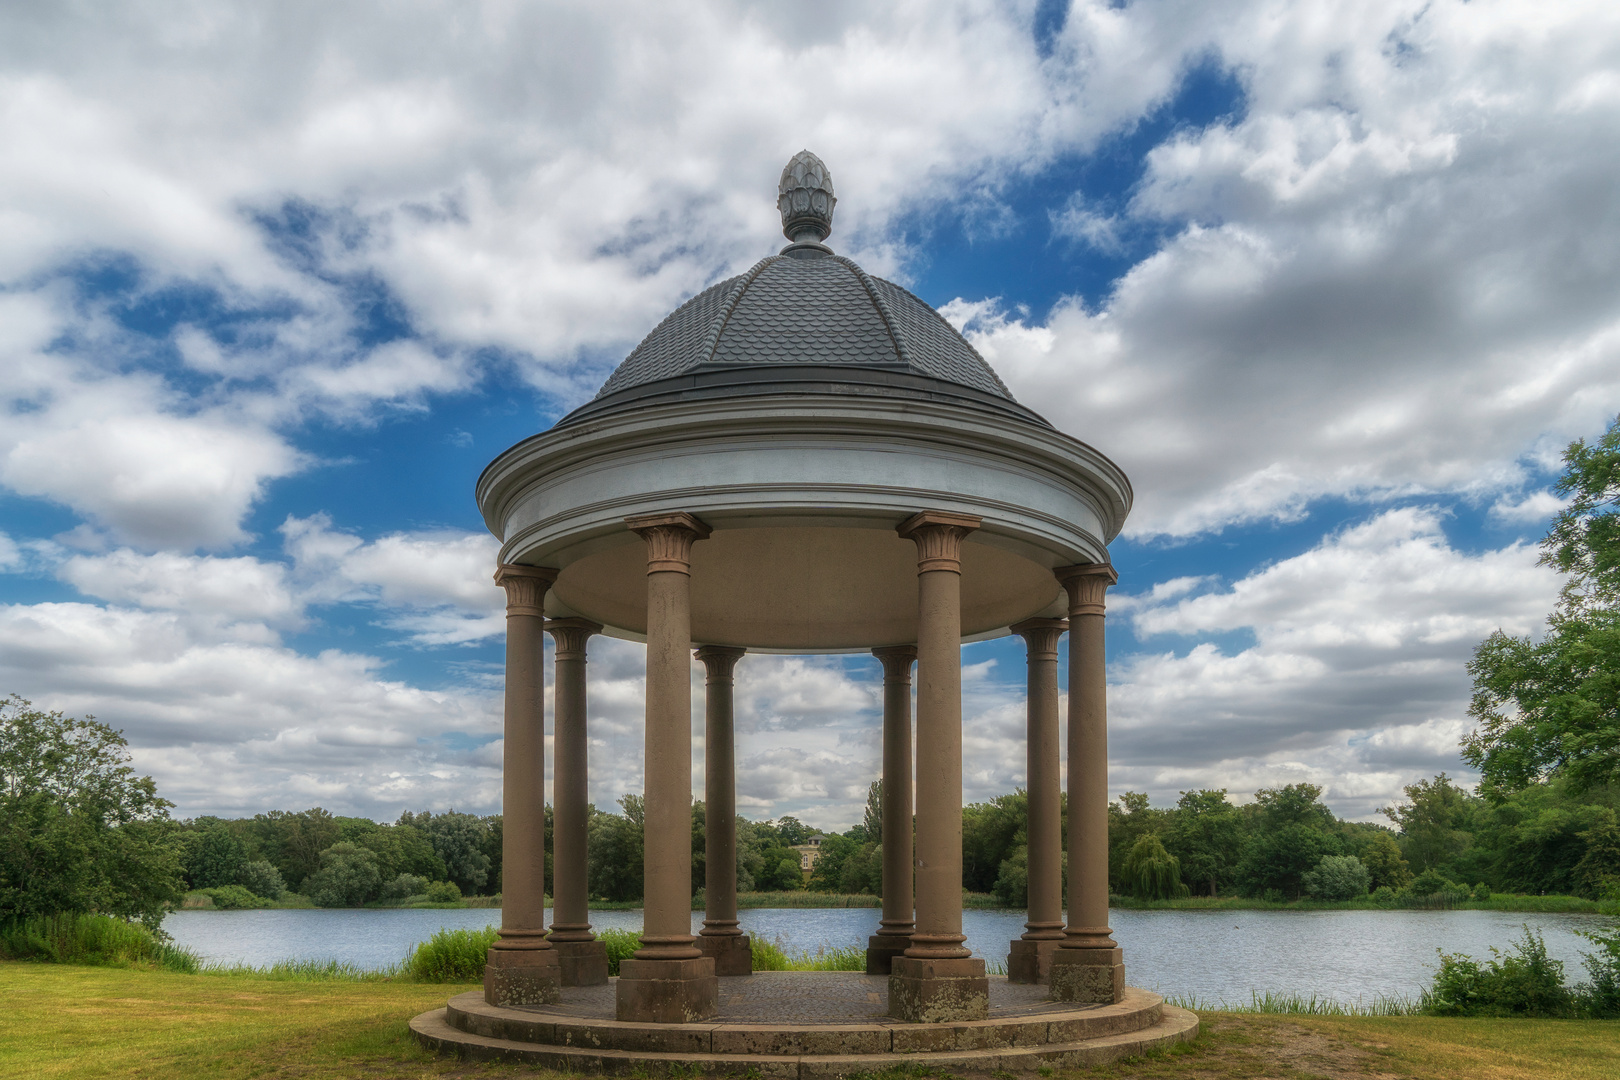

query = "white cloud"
975;0;1620;537
1106;507;1559;817
1488;489;1568;525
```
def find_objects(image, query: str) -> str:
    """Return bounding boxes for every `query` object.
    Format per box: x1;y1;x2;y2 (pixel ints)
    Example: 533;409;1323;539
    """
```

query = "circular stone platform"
410;973;1198;1076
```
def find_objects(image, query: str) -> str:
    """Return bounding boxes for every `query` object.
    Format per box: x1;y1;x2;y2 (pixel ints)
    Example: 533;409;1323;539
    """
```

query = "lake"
162;906;1616;1006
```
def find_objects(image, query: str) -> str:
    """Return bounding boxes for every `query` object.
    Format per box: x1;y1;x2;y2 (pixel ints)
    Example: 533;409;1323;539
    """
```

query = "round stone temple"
778;149;836;243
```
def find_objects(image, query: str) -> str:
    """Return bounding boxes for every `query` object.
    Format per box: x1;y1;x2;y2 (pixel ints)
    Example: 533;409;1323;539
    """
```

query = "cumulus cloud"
1105;507;1560;817
970;0;1620;537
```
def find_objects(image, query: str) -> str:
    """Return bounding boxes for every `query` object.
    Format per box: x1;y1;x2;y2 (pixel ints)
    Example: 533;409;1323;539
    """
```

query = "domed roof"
557;152;1042;429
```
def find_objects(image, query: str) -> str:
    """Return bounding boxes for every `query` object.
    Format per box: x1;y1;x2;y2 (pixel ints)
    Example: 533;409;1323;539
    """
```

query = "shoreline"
175;889;1617;915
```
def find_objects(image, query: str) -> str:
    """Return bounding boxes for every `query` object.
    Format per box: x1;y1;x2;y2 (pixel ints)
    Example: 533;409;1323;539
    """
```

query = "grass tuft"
400;924;497;982
1165;989;1421;1015
0;913;200;972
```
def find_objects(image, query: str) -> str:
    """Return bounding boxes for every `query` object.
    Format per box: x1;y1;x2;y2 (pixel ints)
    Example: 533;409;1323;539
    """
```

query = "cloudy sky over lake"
2;0;1616;827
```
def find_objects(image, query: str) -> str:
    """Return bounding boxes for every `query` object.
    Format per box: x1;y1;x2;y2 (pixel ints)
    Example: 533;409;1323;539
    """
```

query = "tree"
1236;823;1343;899
1107;792;1168;893
1122;833;1188;900
0;696;184;928
1357;830;1413;890
587;798;644;902
248;808;338;891
183;820;248;889
1381;774;1478;874
859;780;883;844
416;811;492;894
1466;414;1620;797
1302;855;1371;900
963;792;1026;894
1164;789;1247;896
303;842;382;907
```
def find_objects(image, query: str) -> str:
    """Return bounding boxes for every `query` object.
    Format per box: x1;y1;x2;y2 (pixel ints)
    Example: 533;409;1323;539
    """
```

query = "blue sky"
1;0;1615;827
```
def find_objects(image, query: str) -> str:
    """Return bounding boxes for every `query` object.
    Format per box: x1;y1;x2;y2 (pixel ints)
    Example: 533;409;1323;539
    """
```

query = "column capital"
626;512;712;574
545;617;603;658
495;564;559;617
1010;617;1067;661
694;645;746;680
897;510;982;574
1055;563;1117;616
871;644;918;680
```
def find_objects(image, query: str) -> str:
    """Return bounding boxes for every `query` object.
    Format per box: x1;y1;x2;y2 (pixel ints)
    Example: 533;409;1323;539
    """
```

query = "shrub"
1422;926;1574;1017
1370;885;1398;905
1472;882;1492;901
1302;855;1371;901
599;928;641;976
402;924;497;982
423;880;462;904
200;884;263;909
0;912;198;972
1407;868;1455;896
381;873;429;901
1576;925;1620;1018
236;859;285;899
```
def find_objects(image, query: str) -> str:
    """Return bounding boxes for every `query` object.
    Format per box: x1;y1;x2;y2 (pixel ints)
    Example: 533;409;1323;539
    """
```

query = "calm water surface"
163;906;1614;1005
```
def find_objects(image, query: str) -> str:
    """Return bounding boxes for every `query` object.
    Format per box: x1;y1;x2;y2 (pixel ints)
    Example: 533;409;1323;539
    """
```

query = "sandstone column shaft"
1060;565;1117;954
1016;618;1067;940
899;512;979;961
492;565;557;958
546;618;602;944
697;646;745;937
629;513;711;962
876;646;917;943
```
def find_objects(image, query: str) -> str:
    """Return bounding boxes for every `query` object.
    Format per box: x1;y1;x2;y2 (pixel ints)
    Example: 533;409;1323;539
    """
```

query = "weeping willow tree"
1124;833;1190;900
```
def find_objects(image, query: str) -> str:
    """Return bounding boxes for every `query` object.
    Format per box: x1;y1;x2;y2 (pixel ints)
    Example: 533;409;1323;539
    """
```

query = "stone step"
443;987;1166;1055
410;1004;1200;1077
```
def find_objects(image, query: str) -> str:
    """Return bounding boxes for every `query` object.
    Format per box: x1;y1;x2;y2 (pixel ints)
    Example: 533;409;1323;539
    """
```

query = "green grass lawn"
3;961;1616;1080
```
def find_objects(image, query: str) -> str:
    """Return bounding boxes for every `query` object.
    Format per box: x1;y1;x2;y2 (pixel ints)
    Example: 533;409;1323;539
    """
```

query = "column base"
1049;947;1126;1004
888;956;989;1023
483;947;561;1008
1006;938;1063;984
549;938;609;987
696;933;753;976
865;934;911;975
615;957;719;1023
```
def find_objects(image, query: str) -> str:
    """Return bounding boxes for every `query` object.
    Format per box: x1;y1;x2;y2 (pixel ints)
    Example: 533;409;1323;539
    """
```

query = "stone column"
546;617;608;987
866;645;916;975
1051;563;1125;1004
695;645;751;976
1007;618;1067;984
617;512;718;1023
485;564;562;1007
890;511;988;1023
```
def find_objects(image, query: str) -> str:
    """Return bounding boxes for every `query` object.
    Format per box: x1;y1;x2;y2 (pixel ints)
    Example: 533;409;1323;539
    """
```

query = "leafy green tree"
415;811;492;894
247;808;338;891
859;780;883;844
1107;792;1167;893
183;820;248;889
587;797;644;902
963;792;1026;894
1356;830;1413;890
807;833;859;892
1163;789;1246;896
236;859;285;898
1573;806;1620;899
1122;833;1188;900
1236;823;1343;899
991;845;1028;907
1302;855;1371;900
1381;773;1478;874
1251;784;1337;831
838;841;883;895
303;842;382;907
354;822;446;883
1466;414;1620;796
0;695;184;929
770;816;815;846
